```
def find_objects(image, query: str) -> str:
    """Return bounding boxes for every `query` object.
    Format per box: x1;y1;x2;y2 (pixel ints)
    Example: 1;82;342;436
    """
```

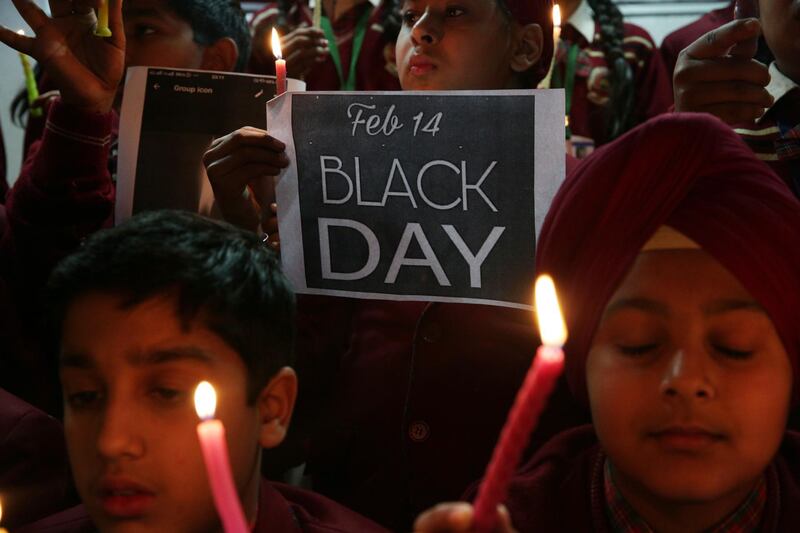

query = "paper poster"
116;66;305;224
268;90;565;309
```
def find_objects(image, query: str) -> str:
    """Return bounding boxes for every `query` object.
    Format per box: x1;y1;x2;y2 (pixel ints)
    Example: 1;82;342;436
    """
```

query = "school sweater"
491;425;800;532
17;479;390;532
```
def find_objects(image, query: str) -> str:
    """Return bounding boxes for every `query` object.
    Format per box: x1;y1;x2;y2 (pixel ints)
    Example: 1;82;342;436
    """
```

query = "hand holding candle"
195;382;249;533
94;0;113;37
472;275;567;532
272;28;287;96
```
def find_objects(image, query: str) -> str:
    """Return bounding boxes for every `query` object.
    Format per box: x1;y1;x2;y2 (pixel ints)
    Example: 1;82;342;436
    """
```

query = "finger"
495;505;517;533
413;503;473;532
205;128;286;159
208;165;286;198
698;102;767;125
12;0;50;34
208;150;288;178
0;24;36;54
678;80;773;109
684;19;761;60
676;56;770;86
107;0;125;48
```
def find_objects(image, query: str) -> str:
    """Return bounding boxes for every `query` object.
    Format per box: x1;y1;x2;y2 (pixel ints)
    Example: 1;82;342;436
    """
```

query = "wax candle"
194;382;249;533
94;0;112;37
272;28;287;96
0;498;9;533
16;30;42;118
538;4;561;89
313;0;323;28
472;275;567;532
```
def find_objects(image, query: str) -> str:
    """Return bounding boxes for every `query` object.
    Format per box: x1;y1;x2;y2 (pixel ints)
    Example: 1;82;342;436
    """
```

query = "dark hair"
166;0;252;72
47;210;295;403
276;0;402;43
587;0;634;142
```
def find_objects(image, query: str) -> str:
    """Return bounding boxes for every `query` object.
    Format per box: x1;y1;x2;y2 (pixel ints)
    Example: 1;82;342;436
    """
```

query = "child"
673;3;800;197
547;0;671;152
414;113;800;532
249;0;402;91
19;210;389;533
0;0;251;415
203;0;576;529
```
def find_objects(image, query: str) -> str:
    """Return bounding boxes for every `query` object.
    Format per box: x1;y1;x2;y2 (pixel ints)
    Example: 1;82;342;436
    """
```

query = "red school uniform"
249;0;401;92
292;296;588;531
17;479;390;532
659;1;734;84
0;99;116;415
551;0;671;153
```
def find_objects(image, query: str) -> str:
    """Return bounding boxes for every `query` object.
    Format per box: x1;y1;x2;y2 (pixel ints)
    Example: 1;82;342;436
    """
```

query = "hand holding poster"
116;67;304;224
268;90;565;309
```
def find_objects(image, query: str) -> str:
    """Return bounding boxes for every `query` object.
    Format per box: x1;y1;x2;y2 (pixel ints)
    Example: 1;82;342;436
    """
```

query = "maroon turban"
502;0;554;84
536;113;800;405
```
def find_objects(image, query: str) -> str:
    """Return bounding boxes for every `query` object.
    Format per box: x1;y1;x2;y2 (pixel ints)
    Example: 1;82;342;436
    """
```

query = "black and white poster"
116;66;305;223
268;90;565;309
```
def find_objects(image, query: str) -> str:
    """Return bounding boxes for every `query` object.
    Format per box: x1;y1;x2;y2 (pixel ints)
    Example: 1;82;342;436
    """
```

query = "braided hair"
276;0;402;41
587;0;634;142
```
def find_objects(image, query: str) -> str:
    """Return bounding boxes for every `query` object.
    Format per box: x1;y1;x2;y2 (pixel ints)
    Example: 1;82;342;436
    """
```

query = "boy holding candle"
673;0;800;197
414;113;800;532
19;210;389;533
204;0;587;529
0;0;252;415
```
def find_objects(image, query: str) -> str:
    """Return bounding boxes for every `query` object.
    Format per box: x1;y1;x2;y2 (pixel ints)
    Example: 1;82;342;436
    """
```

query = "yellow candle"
313;0;322;28
538;4;561;89
94;0;112;37
17;30;42;117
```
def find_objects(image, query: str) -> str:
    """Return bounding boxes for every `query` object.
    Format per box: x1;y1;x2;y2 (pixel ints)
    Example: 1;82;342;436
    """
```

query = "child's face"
59;292;269;532
587;250;791;510
122;0;206;70
759;0;800;81
396;0;518;90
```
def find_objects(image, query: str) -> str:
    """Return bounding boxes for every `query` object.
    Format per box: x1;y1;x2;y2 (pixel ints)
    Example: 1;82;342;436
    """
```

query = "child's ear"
255;367;297;449
201;37;240;72
510;23;544;74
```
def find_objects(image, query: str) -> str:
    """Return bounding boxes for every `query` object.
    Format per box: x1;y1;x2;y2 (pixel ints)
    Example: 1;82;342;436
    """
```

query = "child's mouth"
98;480;156;517
649;427;725;452
409;56;436;77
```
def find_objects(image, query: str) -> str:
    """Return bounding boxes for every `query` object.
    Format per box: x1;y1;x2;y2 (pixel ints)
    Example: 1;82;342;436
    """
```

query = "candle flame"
535;275;567;347
553;4;561;28
17;29;25;36
0;497;4;524
194;381;217;420
271;28;283;60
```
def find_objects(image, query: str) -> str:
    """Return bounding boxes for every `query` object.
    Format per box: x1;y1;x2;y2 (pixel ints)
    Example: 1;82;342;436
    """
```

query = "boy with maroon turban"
415;113;800;532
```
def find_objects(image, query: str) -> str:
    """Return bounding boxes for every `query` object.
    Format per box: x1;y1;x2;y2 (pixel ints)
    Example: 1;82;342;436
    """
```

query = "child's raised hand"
0;0;125;114
673;18;773;125
413;503;517;533
203;127;289;237
281;26;329;80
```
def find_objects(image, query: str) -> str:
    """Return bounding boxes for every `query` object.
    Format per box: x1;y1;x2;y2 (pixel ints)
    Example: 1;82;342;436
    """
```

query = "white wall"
0;1;729;187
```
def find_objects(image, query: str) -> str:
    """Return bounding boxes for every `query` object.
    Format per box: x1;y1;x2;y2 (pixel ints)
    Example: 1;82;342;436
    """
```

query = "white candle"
538;5;562;89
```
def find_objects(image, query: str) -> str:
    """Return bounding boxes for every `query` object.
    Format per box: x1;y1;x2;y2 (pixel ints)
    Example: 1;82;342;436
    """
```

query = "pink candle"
271;28;287;96
472;275;567;532
194;382;249;533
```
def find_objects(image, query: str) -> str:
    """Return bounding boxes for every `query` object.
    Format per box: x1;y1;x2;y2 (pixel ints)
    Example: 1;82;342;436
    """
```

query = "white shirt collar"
566;0;595;44
308;0;380;8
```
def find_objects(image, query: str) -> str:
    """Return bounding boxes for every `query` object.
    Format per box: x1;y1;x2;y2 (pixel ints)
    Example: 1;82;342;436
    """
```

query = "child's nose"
659;349;716;401
412;10;442;46
96;398;145;460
